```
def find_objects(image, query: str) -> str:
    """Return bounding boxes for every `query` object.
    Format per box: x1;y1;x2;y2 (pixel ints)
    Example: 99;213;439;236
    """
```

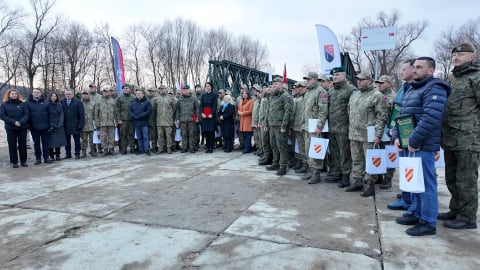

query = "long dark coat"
220;103;235;139
48;101;67;148
199;91;218;132
62;98;85;136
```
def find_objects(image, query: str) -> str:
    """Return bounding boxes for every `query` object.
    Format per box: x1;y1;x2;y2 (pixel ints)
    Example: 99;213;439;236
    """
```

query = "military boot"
338;174;350;188
360;182;375;197
308;169;321;184
288;158;298;168
295;163;308;174
110;148;116;156
345;178;363;192
380;177;392;189
276;166;287;176
325;174;342;183
293;160;303;170
103;149;110;157
301;168;313;180
266;164;280;171
259;157;273;166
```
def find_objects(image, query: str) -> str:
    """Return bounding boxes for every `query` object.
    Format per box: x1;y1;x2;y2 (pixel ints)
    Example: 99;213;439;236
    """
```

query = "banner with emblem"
308;137;329;160
365;148;387;174
315;24;341;75
385;145;399;168
111;37;125;96
399;155;425;193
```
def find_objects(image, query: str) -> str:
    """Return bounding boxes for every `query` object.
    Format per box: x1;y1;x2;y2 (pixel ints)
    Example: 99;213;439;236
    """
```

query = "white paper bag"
308;137;329;159
435;147;445;168
114;127;119;142
93;130;101;144
367;126;390;142
175;128;182;142
365;148;387;174
308;119;328;133
385;145;399;168
294;139;299;154
399;156;425;193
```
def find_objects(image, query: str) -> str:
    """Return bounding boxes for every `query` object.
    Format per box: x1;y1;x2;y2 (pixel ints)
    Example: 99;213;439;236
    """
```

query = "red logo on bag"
388;152;397;162
435;152;440;161
405;167;414;182
372;157;382;167
314;144;322;153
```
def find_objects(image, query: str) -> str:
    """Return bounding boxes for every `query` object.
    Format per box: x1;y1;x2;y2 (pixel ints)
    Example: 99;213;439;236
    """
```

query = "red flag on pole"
282;63;287;83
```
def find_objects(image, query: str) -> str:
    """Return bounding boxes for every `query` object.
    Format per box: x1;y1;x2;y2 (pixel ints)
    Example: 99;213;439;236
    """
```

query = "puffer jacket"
26;96;50;130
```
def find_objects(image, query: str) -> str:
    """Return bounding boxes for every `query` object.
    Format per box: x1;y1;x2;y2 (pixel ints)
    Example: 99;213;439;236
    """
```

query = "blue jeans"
243;132;253;153
411;150;437;227
135;126;150;153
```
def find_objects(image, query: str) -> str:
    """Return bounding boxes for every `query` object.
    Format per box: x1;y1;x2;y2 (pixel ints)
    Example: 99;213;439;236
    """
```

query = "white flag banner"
315;24;341;75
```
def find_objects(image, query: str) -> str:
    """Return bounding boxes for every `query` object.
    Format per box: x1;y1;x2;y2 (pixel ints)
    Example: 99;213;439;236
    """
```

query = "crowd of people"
1;43;478;237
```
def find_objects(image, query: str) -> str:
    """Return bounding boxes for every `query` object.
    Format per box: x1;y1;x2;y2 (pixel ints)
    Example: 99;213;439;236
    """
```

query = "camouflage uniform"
347;84;389;195
95;93;118;153
442;60;480;224
176;94;198;152
252;95;262;151
147;93;158;152
378;85;396;188
328;81;354;184
194;91;203;148
116;93;135;153
258;93;272;164
152;91;176;154
291;91;306;169
81;95;96;157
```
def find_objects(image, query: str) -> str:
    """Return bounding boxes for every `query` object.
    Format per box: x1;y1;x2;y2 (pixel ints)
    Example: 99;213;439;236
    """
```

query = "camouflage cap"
451;43;475;53
303;72;318;80
355;71;373;80
218;89;225;93
330;66;345;75
318;75;331;82
147;88;156;92
252;84;262;91
375;75;393;84
158;84;167;89
272;77;284;83
81;89;89;94
109;86;116;91
240;83;248;89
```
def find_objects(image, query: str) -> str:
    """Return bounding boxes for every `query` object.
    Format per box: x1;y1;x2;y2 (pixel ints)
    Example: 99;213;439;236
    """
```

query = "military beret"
375;75;393;84
122;84;129;89
303;72;318;80
183;84;190;90
452;43;475;53
330;66;346;75
102;89;109;92
356;71;373;80
88;83;95;88
81;89;89;94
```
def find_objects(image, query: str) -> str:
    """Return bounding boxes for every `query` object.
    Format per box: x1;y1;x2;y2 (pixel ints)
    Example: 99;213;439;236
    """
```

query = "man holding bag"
393;57;451;236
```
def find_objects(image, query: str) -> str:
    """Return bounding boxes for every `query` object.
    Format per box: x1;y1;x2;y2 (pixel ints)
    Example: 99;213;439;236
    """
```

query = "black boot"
295;163;308;174
325;174;342;183
259;157;273;165
276;166;287;176
293;160;303;170
308;169;321;184
266;164;280;171
345;179;363;192
380;177;392;189
338;174;350;188
360;182;375;197
301;168;313;180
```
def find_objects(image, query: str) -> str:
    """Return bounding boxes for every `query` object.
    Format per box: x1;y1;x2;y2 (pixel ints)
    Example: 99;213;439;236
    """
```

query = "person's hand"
263;126;268;131
394;138;403;151
117;120;123;125
238;111;242;116
373;136;381;145
408;145;419;152
315;127;322;136
201;113;206;118
219;115;223;120
14;121;21;127
280;128;286;133
208;114;212;118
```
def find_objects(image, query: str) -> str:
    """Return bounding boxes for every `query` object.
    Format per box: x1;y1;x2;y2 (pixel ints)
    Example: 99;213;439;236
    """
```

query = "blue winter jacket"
129;96;153;127
0;99;29;130
392;76;451;152
26;96;50;130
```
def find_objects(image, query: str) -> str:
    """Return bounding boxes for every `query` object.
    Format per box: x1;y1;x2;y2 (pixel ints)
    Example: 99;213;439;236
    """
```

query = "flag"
282;63;287;83
268;66;272;83
315;24;341;75
111;37;125;96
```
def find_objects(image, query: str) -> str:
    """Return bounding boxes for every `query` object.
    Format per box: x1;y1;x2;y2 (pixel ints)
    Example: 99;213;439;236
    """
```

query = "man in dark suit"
62;89;85;159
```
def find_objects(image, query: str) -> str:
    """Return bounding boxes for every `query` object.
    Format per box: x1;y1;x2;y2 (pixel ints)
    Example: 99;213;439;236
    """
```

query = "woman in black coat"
199;82;218;153
0;89;29;168
48;92;67;161
219;95;235;153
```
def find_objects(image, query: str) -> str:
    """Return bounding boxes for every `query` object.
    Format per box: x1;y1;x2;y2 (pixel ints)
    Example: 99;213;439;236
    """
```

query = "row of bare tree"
0;0;269;95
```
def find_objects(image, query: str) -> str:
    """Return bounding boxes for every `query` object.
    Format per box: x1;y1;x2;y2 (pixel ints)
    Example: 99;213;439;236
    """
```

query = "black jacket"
0;99;29;130
220;103;235;139
129;96;153;127
26;96;50;130
199;91;218;132
62;98;85;135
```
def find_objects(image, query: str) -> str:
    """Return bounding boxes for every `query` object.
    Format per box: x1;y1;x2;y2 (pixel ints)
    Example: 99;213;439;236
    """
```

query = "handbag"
365;146;387;174
385;145;399;168
308;137;329;160
399;152;425;193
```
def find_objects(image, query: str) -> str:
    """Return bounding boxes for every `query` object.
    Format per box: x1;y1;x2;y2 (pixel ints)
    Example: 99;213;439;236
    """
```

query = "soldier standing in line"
345;71;389;197
325;67;354;187
265;77;293;175
258;84;272;165
292;81;308;174
251;84;263;156
88;83;102;154
440;43;480;230
146;88;159;153
375;75;396;189
176;85;199;153
95;87;118;156
116;85;135;154
80;89;96;158
152;85;176;154
301;72;328;184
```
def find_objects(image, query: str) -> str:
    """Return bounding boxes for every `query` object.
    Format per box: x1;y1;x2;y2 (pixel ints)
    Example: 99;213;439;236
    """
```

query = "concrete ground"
0;128;479;269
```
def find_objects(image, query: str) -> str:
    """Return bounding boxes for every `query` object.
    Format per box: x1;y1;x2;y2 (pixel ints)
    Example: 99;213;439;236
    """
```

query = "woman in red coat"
238;89;254;153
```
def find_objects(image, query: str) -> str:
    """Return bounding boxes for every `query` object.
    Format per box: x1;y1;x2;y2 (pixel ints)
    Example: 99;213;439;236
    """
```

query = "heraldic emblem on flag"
324;44;335;63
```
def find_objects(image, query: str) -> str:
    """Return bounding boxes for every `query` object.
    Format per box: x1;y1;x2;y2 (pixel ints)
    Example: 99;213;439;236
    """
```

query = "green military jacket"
267;90;293;129
116;94;134;121
304;83;328;132
95;96;118;127
291;94;306;132
258;94;269;127
442;61;480;151
81;99;96;131
153;93;176;127
252;97;261;127
328;81;354;134
348;85;389;141
176;95;198;122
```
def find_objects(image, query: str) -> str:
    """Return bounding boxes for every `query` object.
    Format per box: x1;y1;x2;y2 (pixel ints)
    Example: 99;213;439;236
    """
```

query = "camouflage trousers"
80;130;95;153
150;125;158;149
294;131;306;163
100;126;115;149
157;126;173;149
119;120;135;151
180;121;196;151
350;140;376;184
305;132;323;170
445;149;479;223
328;132;352;176
193;122;200;147
380;141;395;182
269;127;289;167
261;127;271;158
253;127;262;149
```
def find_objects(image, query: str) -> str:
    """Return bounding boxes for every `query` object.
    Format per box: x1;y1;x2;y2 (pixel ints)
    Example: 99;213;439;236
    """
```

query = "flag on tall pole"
268;65;272;83
282;63;287;83
315;24;341;75
111;37;125;96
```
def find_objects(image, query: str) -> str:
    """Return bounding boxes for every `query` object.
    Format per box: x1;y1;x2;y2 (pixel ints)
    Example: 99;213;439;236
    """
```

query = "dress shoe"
406;222;436;236
64;155;72;159
181;149;188;153
34;160;41;165
437;211;456;220
21;163;28;167
12;163;19;168
387;199;409;210
75;155;81;159
145;151;151;156
396;215;419;225
443;219;477;229
44;159;53;164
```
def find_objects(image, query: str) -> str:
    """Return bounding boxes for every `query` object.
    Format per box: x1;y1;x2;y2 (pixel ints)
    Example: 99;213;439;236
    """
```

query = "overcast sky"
11;0;480;80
